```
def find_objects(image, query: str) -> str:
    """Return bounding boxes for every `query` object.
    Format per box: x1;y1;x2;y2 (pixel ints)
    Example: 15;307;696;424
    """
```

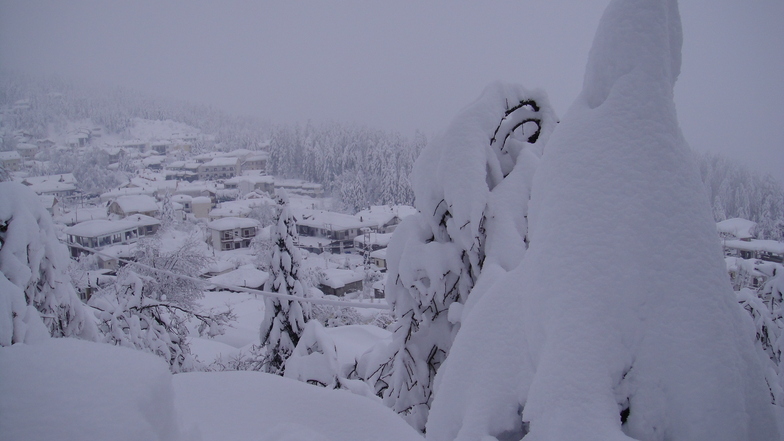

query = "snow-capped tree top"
412;81;557;251
582;0;681;109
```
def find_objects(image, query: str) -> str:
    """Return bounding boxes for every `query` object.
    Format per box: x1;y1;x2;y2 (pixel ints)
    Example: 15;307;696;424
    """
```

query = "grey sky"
1;1;781;181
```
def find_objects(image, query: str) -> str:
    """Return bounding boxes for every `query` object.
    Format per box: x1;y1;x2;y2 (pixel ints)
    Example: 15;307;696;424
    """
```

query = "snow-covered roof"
353;232;393;248
207;217;260;231
295;208;376;231
369;248;387;259
171;194;192;203
0;151;21;160
64;214;160;238
723;239;784;255
224;175;274;185
320;269;363;289
208;266;269;289
22;173;77;185
112;195;158;213
192;196;212;204
716;218;757;240
202;157;239;167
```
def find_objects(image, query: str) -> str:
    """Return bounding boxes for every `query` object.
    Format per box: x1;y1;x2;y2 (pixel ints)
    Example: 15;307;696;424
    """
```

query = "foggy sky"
1;0;782;181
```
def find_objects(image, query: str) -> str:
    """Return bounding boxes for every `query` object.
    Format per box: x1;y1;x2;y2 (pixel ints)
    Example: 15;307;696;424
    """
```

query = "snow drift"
426;1;779;440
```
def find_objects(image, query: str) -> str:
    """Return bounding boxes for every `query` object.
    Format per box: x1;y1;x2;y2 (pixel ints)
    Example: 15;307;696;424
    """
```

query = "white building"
206;217;259;251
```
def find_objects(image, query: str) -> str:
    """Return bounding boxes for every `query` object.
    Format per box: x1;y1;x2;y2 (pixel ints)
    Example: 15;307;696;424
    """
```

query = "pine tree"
0;182;97;345
259;193;311;375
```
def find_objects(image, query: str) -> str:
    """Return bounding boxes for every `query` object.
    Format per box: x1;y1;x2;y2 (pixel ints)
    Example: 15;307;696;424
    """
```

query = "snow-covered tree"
0;182;97;346
353;83;557;431
737;261;784;404
426;1;779;440
258;193;311;375
89;234;230;372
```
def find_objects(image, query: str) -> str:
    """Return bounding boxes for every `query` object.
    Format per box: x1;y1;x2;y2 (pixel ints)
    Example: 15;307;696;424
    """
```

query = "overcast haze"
1;0;781;181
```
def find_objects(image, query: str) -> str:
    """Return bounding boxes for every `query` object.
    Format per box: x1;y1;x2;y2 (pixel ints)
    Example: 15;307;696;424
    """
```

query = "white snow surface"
174;371;424;441
717;217;758;240
0;338;183;441
426;1;779;440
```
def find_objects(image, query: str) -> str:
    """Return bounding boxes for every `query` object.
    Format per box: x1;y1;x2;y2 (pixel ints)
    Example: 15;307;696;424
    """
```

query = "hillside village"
0;113;418;308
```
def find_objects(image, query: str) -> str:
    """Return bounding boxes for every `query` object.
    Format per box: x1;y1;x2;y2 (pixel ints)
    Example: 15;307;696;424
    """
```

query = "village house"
150;141;171;155
206;217;259;251
355;205;416;233
207;266;269;291
241;152;269;173
0;151;22;171
353;231;393;252
294;208;376;254
369;248;388;271
224;175;275;196
108;195;159;218
318;269;364;297
15;142;38;159
198;157;240;181
63;214;161;260
21;174;78;198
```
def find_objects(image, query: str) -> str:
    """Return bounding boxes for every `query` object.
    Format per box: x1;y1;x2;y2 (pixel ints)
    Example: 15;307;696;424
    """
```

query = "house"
353;232;393;252
38;194;61;217
0;151;22;171
722;239;784;263
223;175;275;196
207;217;259;251
241;152;269;173
207;266;269;291
209;197;274;220
15;142;38;159
369;248;388;271
108;195;159;218
355;205;415;233
191;196;213;218
275;178;324;197
318;269;363;297
21;174;78;197
198;157;240;181
117;140;148;151
63;214;161;259
150;141;171;155
717;218;757;241
142;155;166;170
294;209;376;254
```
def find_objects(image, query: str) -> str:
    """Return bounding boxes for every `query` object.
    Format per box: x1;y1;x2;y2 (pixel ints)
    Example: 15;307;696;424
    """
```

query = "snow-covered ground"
0;337;421;441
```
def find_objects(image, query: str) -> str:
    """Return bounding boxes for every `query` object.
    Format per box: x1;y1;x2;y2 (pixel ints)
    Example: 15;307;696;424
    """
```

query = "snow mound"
0;338;184;441
426;1;779;440
173;371;424;441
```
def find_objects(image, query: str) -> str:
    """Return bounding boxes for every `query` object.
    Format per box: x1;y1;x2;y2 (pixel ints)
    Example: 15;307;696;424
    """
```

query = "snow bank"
0;338;184;441
426;1;779;440
173;370;424;441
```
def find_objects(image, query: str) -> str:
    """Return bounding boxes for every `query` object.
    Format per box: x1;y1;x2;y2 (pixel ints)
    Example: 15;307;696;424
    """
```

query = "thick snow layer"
0;338;183;441
717;217;758;240
173;371;424;441
427;1;779;440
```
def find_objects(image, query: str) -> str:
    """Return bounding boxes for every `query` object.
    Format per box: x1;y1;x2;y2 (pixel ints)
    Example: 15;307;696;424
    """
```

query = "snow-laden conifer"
259;192;311;375
426;1;779;439
0;182;97;345
354;83;556;431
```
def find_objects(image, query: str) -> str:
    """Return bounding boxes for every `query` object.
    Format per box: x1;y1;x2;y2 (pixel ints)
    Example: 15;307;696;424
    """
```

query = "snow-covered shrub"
0;182;97;346
258;193;311;375
737;262;784;404
89;232;231;373
354;82;557;431
426;1;779;439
